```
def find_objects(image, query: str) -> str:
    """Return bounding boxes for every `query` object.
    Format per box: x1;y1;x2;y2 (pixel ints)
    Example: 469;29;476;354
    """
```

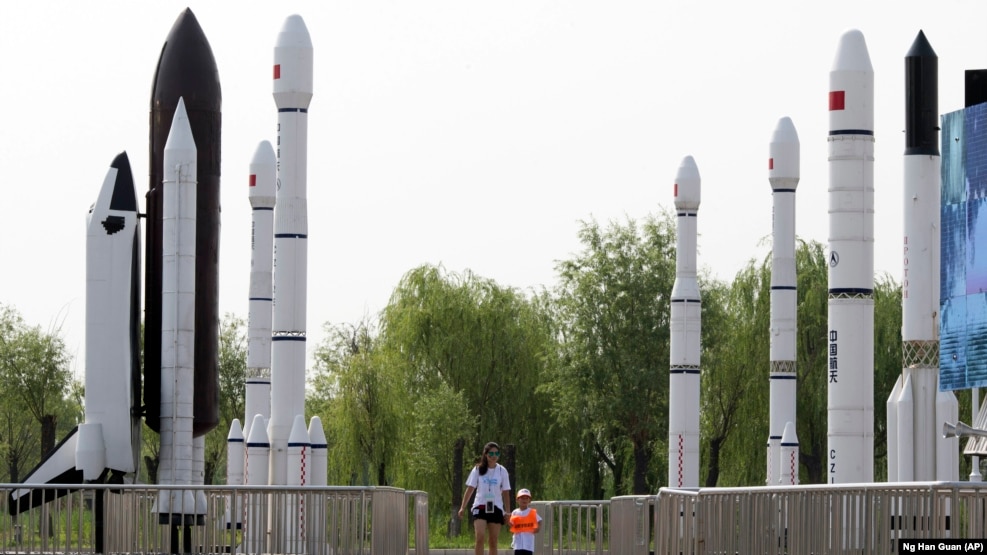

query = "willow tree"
546;214;677;495
0;305;73;460
378;265;554;523
311;320;405;486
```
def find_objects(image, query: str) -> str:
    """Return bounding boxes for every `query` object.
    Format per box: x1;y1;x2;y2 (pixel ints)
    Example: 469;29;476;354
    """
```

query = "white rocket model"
269;14;313;487
307;416;327;555
244;414;271;554
767;117;800;485
669;155;701;489
887;30;958;482
245;141;276;443
285;415;311;553
827;30;875;484
155;98;199;520
224;419;244;530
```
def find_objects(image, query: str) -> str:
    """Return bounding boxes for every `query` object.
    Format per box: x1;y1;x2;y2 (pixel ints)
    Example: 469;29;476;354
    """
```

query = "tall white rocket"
156;98;198;519
887;30;958;482
827;30;875;484
245;141;276;443
269;15;313;486
767;117;800;485
669;155;701;488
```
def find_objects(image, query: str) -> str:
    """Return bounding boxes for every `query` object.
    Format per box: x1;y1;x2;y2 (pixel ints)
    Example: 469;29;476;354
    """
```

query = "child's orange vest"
510;508;539;533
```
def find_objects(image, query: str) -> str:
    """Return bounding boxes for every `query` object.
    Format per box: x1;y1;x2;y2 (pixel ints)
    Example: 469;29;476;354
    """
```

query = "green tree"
312;320;404;486
379;265;554;520
699;275;760;487
547;214;676;495
0;305;73;460
204;313;247;484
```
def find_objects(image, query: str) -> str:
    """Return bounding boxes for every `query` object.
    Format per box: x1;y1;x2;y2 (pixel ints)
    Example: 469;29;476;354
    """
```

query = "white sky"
2;1;987;377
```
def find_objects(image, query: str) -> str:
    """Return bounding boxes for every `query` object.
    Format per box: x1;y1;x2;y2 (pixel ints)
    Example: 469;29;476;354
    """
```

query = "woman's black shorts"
472;505;506;524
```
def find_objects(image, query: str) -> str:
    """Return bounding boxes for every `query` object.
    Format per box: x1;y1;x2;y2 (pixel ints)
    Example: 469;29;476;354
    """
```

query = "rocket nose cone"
781;421;799;445
289;415;310;444
249;140;277;202
907;30;937;59
227;419;243;441
771;117;799;145
832;29;873;72
164;97;196;151
247;414;269;444
108;152;138;212
769;117;800;182
308;416;327;445
674;155;701;210
152;8;221;110
277;14;313;49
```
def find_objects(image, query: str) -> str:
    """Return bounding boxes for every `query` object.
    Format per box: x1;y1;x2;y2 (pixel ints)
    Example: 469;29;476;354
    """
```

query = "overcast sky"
3;1;987;376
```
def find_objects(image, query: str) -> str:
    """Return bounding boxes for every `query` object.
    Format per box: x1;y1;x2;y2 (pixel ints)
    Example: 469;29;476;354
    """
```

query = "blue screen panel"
941;104;987;390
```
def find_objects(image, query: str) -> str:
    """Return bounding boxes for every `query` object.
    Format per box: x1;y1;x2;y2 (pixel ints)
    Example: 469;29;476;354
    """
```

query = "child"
508;488;542;555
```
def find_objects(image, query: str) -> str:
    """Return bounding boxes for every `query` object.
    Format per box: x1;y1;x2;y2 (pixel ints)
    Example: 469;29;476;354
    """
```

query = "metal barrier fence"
0;483;426;554
531;499;609;555
653;481;987;554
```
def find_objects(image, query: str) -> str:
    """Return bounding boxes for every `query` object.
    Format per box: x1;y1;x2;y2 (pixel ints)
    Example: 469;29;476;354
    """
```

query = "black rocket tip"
907;30;937;59
109;152;138;213
150;8;221;111
110;151;130;171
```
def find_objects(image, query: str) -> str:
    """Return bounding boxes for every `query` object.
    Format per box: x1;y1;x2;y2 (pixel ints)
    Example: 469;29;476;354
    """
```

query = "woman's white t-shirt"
465;463;511;511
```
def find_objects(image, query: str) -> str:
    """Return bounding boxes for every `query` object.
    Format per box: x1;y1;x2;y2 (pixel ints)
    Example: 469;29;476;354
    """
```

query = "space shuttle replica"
10;11;326;545
9;9;222;514
9;152;143;513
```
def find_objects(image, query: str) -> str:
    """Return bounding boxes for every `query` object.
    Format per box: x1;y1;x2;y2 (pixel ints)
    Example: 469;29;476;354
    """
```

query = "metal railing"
532;499;609;555
653;481;987;554
0;482;426;554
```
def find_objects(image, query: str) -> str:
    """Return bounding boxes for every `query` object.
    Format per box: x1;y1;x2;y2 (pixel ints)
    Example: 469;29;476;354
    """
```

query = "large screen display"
940;103;987;390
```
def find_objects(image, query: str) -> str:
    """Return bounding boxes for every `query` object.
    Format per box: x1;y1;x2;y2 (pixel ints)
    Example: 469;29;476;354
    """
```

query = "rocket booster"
245;141;276;442
669;155;701;489
269;14;313;486
827;29;875;484
888;30;958;481
767;117;799;484
145;8;221;437
155;98;199;521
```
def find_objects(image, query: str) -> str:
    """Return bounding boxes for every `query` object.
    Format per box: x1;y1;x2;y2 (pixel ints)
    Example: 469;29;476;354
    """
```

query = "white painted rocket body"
768;117;800;485
155;98;199;519
269;14;313;487
245;141;276;443
285;415;310;553
225;419;244;530
887;30;958;482
827;30;875;484
244;414;271;554
307;416;327;555
669;155;701;488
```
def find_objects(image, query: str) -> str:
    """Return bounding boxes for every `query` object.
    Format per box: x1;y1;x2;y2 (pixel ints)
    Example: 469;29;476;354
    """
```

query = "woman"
458;442;512;555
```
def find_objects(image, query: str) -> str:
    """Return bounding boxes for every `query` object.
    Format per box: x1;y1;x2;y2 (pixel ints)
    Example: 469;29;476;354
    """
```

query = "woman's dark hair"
476;442;500;476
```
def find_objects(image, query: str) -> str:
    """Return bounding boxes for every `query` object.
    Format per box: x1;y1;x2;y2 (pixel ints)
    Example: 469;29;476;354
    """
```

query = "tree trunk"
40;414;57;459
632;439;648;494
449;438;464;538
377;462;387;486
8;454;18;483
801;451;822;484
144;455;158;484
705;436;724;487
503;444;516;512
